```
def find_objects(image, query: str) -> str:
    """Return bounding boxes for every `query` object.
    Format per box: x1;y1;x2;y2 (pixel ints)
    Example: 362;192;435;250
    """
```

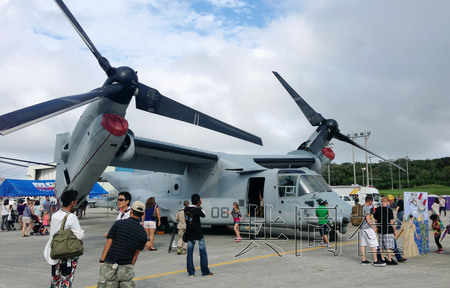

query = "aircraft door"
171;178;182;196
247;177;265;217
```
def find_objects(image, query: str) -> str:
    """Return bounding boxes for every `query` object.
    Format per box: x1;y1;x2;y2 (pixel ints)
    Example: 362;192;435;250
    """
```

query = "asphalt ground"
1;208;449;288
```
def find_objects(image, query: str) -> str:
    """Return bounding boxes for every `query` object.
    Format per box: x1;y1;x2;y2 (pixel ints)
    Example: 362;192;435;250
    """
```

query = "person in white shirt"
116;192;132;221
44;190;85;288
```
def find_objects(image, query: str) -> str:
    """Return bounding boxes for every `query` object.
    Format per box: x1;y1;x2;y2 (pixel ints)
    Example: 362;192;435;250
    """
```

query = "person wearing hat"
315;199;331;248
97;201;148;287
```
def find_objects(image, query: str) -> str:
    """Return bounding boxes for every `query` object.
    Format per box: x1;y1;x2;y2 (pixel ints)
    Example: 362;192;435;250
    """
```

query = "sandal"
149;248;157;251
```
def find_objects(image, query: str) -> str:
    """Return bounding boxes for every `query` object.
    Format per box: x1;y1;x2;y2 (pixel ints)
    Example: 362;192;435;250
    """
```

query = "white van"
332;185;380;205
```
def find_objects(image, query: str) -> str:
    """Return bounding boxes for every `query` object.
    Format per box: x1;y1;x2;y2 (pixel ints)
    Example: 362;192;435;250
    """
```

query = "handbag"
152;206;158;219
50;213;84;260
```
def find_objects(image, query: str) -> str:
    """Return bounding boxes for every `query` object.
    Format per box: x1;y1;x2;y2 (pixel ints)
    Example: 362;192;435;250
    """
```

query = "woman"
1;199;11;232
143;197;160;251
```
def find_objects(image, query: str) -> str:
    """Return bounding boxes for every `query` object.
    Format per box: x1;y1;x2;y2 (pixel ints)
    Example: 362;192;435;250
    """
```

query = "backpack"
351;204;363;227
50;213;84;260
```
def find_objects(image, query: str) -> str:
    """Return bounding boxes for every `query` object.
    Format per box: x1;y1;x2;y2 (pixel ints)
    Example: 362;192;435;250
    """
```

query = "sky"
0;0;449;179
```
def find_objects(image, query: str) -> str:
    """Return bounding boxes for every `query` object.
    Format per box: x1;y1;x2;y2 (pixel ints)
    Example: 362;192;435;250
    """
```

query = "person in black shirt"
374;197;398;265
97;201;148;287
185;194;213;277
395;195;404;230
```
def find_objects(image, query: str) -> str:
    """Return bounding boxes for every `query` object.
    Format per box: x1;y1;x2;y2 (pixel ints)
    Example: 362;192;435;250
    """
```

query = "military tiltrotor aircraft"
0;0;262;204
97;71;405;237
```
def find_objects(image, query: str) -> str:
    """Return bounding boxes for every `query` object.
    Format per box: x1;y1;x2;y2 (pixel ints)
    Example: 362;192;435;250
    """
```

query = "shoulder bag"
50;213;84;260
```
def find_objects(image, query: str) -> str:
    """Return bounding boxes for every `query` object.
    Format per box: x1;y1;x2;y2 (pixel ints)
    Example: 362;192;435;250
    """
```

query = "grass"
379;184;450;197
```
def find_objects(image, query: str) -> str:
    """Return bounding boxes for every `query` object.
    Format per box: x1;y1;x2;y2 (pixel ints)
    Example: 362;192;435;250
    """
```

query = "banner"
403;191;429;255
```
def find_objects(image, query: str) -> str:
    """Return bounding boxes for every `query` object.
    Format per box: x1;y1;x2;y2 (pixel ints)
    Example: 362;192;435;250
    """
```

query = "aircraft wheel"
329;229;338;242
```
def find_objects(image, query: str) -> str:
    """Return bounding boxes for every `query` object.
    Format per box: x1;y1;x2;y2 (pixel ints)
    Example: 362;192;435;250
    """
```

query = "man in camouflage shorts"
98;201;147;287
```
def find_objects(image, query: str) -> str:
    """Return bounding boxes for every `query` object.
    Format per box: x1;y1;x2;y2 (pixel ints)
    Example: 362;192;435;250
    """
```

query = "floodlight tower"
348;131;371;186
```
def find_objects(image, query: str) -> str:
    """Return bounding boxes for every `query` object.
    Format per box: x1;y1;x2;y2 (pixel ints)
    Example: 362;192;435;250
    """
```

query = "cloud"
0;0;449;179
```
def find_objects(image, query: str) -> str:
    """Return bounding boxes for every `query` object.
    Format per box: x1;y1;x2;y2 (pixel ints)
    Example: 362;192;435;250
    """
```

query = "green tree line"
321;157;450;190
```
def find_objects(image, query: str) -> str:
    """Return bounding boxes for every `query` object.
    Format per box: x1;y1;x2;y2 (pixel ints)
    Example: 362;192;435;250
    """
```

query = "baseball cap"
387;194;394;200
131;201;145;213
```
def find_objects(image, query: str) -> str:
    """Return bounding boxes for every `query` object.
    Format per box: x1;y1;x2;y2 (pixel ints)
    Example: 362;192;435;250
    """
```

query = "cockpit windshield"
278;173;332;198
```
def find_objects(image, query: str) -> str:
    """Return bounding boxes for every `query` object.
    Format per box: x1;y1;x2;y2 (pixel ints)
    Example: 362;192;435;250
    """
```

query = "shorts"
23;217;31;224
360;228;378;248
380;234;395;250
318;224;329;236
143;221;156;229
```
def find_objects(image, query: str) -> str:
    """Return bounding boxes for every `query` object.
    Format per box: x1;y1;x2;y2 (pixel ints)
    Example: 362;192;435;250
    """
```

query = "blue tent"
0;179;107;197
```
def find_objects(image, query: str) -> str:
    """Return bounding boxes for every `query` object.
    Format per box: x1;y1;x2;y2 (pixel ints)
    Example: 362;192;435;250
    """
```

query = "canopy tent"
0;179;107;198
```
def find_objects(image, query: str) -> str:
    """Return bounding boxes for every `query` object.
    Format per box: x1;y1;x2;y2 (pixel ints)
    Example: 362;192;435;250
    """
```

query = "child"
225;202;244;242
41;211;50;236
430;214;444;253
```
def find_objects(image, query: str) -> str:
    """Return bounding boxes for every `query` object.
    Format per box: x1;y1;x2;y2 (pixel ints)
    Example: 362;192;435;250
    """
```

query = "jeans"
1;215;10;231
396;211;404;230
186;237;211;276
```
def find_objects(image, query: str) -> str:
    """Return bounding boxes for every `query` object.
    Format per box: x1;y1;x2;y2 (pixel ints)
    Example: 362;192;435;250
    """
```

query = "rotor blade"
0;160;28;168
272;71;325;126
54;0;113;75
0;156;56;167
135;83;263;146
0;86;118;135
334;132;406;171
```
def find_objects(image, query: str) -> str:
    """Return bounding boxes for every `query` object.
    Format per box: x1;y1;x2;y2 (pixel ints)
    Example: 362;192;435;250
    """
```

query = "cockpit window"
315;175;333;192
373;193;380;202
298;175;327;196
278;175;297;197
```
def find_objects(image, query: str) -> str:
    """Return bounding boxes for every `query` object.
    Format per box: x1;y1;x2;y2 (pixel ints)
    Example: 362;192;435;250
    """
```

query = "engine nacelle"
115;130;135;162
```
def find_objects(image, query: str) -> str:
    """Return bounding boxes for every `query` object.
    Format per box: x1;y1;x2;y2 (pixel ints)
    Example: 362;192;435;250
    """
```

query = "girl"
143;197;160;251
430;214;444;253
42;210;50;235
226;202;244;242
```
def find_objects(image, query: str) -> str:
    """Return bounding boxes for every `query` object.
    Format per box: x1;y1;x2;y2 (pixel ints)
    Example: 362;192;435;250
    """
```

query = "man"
176;200;189;255
439;196;446;217
185;194;213;277
97;201;148;287
43;196;52;214
44;190;85;288
351;195;363;227
386;195;407;262
315;199;331;248
395;195;404;229
374;197;397;265
116;192;132;220
360;195;385;266
17;199;26;230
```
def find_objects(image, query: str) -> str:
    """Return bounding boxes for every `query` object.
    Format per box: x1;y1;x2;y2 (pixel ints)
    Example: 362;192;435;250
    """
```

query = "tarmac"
1;208;449;288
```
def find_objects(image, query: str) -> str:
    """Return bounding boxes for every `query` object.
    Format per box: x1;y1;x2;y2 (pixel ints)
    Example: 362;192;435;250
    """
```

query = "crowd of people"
1;191;448;286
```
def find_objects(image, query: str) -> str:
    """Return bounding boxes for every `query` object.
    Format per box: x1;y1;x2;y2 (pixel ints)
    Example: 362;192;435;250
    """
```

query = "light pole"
361;167;366;187
348;131;371;186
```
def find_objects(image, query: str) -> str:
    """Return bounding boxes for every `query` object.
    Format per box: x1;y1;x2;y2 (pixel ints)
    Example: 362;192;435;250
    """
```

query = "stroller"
30;214;42;236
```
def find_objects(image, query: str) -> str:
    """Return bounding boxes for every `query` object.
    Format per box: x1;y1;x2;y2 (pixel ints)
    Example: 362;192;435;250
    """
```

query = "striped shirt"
105;217;147;265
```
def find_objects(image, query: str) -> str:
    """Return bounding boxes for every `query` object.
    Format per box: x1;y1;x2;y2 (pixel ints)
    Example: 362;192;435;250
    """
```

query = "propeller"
0;0;262;146
273;71;405;171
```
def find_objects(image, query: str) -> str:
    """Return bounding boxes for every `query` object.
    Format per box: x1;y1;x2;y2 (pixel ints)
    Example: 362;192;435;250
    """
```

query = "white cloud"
0;0;449;179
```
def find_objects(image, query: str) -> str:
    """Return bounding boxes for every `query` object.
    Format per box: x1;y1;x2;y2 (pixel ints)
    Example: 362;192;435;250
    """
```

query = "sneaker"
361;260;372;265
372;260;386;267
318;242;325;247
386;260;398;265
327;243;332;248
397;257;407;262
437;250;444;254
203;273;214;277
189;275;195;278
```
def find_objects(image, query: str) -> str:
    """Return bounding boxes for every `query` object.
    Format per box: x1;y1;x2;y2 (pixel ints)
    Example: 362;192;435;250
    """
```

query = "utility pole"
405;156;410;187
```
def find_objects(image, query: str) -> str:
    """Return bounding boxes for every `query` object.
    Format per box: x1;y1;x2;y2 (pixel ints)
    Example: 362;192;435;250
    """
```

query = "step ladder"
239;220;264;236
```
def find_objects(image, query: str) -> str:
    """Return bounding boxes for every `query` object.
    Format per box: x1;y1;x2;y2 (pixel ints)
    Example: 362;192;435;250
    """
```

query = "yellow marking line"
349;188;361;195
85;240;357;287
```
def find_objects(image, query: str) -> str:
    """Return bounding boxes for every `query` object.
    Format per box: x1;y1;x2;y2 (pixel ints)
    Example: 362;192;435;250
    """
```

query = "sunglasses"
117;199;126;202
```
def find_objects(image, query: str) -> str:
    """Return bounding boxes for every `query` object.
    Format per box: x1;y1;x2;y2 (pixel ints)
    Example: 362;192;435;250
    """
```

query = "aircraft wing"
252;153;316;169
110;137;219;174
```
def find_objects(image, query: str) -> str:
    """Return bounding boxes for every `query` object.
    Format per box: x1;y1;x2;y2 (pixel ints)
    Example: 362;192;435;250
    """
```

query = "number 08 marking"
211;207;229;218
